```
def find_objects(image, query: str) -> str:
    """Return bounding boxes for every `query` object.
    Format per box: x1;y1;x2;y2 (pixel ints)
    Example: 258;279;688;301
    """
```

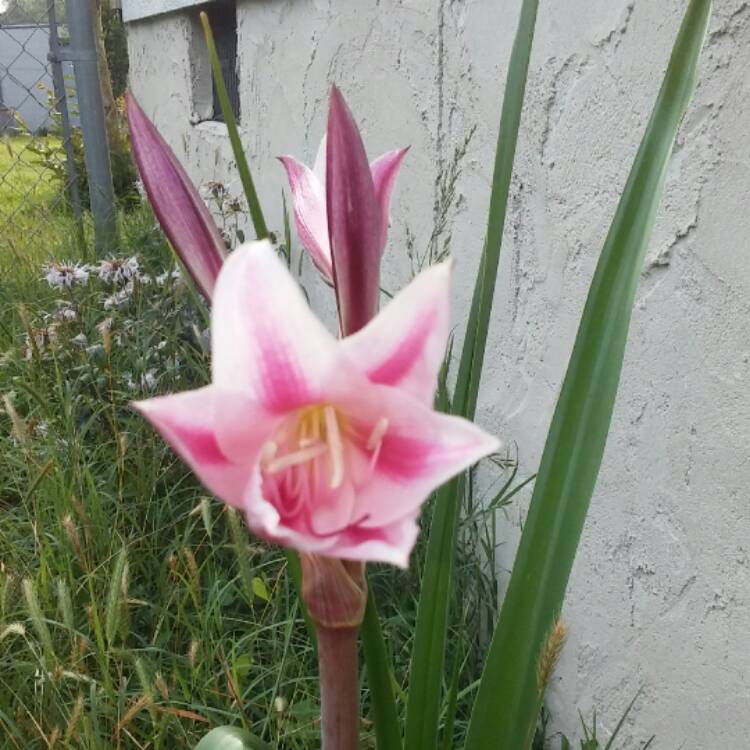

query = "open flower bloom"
279;89;408;292
135;241;498;567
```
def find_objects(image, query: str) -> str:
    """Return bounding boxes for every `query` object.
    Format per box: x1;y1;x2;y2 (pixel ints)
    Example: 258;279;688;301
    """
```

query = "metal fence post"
47;1;84;227
64;0;117;254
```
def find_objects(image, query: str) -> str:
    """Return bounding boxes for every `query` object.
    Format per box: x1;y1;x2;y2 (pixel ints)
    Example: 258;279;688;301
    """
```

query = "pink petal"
312;135;327;185
211;241;343;412
277;155;333;281
244;478;344;556
370;147;408;252
342;260;452;404
326;86;382;335
326;515;420;568
133;387;257;507
345;386;500;528
126;93;226;300
244;473;416;566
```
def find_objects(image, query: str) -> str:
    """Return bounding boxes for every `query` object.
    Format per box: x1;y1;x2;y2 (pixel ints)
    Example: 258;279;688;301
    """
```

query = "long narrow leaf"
465;2;712;747
200;13;269;240
403;2;539;748
361;591;403;750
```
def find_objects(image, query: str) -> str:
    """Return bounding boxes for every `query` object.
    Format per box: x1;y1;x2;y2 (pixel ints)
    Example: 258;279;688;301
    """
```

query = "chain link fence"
0;1;87;263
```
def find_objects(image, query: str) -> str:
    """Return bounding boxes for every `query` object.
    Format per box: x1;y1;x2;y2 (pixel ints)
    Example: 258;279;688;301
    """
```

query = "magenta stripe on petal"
375;433;435;480
256;330;315;411
365;307;438;388
326;86;382;335
126;93;226;299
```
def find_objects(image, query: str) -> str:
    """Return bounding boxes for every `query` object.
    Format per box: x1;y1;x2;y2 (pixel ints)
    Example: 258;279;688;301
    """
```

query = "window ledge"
122;0;214;23
192;120;230;136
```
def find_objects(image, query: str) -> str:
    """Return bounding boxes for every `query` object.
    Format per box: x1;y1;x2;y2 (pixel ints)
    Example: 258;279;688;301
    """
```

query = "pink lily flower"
279;87;408;334
126;93;226;299
135;240;498;567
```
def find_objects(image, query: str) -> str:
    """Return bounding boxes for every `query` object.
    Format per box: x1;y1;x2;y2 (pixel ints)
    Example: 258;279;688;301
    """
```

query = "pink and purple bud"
279;87;408;335
126;93;226;300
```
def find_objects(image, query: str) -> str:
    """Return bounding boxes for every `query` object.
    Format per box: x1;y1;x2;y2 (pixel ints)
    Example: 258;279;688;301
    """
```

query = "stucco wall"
126;1;750;746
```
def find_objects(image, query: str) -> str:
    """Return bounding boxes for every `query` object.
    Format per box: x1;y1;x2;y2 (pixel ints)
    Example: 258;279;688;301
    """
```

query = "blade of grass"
438;641;465;750
403;2;539;748
603;688;643;750
284;549;317;651
465;2;712;747
200;12;269;240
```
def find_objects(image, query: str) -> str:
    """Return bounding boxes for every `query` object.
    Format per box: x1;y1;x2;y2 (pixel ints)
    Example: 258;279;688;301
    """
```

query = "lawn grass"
0;134;84;272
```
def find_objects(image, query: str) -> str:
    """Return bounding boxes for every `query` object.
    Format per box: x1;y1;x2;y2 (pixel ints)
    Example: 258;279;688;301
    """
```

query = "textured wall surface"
127;1;750;745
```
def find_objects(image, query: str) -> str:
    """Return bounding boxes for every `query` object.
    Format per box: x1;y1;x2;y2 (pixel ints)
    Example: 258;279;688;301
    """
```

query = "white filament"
267;443;326;474
367;418;389;451
324;405;344;489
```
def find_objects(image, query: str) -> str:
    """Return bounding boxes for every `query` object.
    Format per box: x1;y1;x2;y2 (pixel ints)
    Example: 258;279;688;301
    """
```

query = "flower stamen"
324;405;344;489
260;440;278;463
267;444;326;473
366;417;389;471
367;418;389;451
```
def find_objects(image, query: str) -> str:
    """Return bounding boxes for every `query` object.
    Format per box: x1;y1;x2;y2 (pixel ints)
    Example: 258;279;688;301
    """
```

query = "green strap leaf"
465;2;712;748
361;589;404;750
403;3;539;748
200;13;269;240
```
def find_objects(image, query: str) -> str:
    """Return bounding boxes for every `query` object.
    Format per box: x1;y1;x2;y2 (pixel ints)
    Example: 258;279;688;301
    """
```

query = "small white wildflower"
141;369;158;390
156;340;168;351
34;421;49;438
155;272;169;286
137;273;153;285
71;333;88;347
55;307;78;322
98;257;140;284
43;262;89;289
123;372;136;390
171;268;182;280
103;282;134;310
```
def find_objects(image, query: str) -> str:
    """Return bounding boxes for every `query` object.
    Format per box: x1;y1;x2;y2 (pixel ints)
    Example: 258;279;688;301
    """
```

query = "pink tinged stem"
301;555;367;750
318;626;360;750
125;92;226;300
326;86;382;336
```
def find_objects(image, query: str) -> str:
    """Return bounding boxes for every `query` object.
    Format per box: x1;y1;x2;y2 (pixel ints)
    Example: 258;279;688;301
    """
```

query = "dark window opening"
205;0;239;122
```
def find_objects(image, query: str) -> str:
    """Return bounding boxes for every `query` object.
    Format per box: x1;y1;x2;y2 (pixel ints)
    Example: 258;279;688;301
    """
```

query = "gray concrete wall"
126;1;750;746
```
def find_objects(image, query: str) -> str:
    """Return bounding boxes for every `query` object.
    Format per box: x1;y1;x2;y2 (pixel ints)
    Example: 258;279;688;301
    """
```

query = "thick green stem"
317;624;360;750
